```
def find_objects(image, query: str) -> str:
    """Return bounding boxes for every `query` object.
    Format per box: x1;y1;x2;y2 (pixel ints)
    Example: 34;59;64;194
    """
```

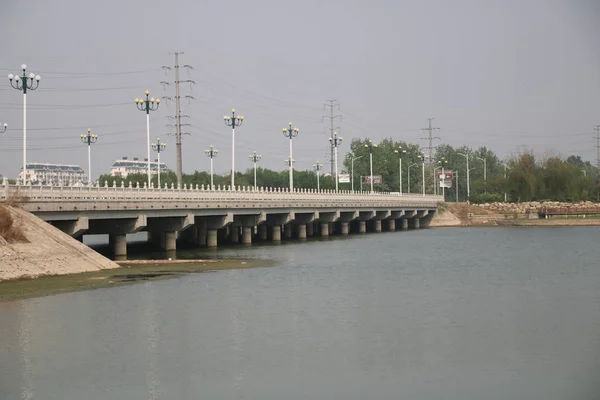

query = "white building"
110;157;168;178
18;163;86;185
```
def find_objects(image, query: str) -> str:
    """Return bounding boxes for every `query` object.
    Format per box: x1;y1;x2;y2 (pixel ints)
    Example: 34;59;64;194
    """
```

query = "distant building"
18;163;86;185
110;157;168;178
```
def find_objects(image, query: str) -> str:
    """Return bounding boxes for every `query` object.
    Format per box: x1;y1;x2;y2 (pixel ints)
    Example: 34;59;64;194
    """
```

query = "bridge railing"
1;183;442;204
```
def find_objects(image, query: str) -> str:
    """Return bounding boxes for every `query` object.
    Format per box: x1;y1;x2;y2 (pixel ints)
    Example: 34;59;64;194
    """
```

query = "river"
1;226;600;399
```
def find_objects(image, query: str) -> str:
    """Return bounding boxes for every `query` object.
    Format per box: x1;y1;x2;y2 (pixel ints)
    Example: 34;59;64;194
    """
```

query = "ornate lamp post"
282;122;299;191
151;138;167;188
477;156;487;193
8;64;41;185
204;145;218;189
350;155;363;193
419;154;426;196
0;123;7;134
364;140;377;193
329;132;343;191
135;90;160;187
313;161;323;192
437;158;449;200
224;109;244;189
393;147;407;195
80;129;98;186
248;151;262;191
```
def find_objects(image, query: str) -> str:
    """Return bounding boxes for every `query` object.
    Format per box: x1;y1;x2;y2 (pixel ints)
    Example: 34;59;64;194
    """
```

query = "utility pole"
595;125;600;173
322;100;342;175
161;52;195;188
420;118;441;163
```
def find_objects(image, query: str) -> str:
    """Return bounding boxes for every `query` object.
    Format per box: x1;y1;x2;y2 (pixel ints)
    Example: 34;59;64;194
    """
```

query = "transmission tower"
420;118;441;162
322;100;342;175
161;52;195;188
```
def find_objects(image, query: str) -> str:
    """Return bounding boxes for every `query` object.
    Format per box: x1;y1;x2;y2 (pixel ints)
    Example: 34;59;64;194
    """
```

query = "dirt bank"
0;206;120;282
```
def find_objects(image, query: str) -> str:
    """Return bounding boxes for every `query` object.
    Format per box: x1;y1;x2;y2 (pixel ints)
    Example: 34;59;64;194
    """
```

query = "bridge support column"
206;229;218;247
358;221;366;233
196;227;207;247
258;225;268;241
109;234;127;257
340;222;349;235
402;219;409;230
164;231;176;251
284;225;293;239
306;223;314;237
387;219;396;232
229;227;239;244
297;224;307;239
414;218;420;229
242;227;252;244
374;220;382;233
320;222;329;237
272;226;281;242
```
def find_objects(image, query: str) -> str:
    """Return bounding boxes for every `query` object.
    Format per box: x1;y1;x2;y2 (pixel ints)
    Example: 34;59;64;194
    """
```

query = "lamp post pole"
313;161;323;192
351;155;363;193
80;129;98;186
477;156;487;193
329;132;343;191
248;151;262;191
364;140;377;193
151;138;167;188
282;122;299;191
224;109;244;189
204;145;218;190
408;163;418;194
457;152;470;201
394;147;406;195
135;90;160;188
8;65;41;185
420;154;425;196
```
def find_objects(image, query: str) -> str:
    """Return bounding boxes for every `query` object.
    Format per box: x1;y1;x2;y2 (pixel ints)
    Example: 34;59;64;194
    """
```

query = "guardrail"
1;183;442;204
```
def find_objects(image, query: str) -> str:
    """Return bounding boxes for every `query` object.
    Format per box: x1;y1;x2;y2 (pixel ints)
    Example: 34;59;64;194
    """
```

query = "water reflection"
141;282;160;400
18;301;34;400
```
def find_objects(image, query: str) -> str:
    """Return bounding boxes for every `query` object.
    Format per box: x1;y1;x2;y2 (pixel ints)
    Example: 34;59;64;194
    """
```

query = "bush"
0;205;28;244
469;193;503;204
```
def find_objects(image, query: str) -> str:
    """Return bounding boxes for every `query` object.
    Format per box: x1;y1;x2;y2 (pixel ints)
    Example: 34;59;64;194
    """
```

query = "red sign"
364;175;382;184
436;170;454;181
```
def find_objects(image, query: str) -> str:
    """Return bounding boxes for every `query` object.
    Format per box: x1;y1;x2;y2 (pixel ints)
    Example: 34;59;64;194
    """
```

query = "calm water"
1;227;600;399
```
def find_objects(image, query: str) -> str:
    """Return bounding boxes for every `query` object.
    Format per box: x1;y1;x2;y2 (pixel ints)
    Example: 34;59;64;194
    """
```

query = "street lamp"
393;147;407;195
248;151;262;191
80;129;98;186
8;64;41;185
364;140;377;193
350;155;363;193
477;156;487;193
0;123;7;134
457;152;470;201
224;109;244;189
135;90;160;187
282;122;299;191
204;145;218;189
151;138;167;188
419;154;426;196
329;131;343;191
313;161;323;192
437;158;449;200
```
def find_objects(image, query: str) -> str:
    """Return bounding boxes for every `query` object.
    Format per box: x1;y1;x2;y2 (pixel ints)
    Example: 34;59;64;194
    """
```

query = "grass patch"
0;259;274;302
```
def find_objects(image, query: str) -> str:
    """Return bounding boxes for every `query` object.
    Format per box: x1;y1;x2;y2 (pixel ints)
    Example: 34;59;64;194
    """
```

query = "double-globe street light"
282;122;299;191
224;109;244;189
350;155;363;193
364;140;377;193
0;122;7;134
151;138;167;188
8;64;41;185
437;158;449;199
329;132;343;191
393;147;407;195
248;151;262;191
313;161;323;192
205;145;219;189
135;90;160;188
80;129;98;186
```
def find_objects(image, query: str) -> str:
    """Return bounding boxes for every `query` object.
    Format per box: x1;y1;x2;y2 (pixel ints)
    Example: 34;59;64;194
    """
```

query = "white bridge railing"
1;182;442;204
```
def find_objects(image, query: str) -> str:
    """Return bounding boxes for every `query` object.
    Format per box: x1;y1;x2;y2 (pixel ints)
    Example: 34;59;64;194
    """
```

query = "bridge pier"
297;224;307;239
242;227;252;244
374;220;382;233
358;220;366;233
320;222;329;237
413;219;420;229
206;229;218;247
109;234;127;258
272;225;281;242
258;224;268;241
387;219;396;231
340;222;349;235
229;227;240;244
196;226;207;247
401;219;409;230
306;223;314;237
284;225;293;239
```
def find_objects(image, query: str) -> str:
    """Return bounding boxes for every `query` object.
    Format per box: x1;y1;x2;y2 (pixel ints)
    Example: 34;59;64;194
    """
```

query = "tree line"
99;137;600;203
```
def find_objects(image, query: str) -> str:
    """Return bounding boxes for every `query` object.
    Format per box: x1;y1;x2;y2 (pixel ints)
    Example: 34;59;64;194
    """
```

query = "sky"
1;0;599;180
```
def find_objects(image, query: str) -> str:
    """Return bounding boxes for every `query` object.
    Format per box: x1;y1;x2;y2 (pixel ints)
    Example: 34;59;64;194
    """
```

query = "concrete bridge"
1;183;442;257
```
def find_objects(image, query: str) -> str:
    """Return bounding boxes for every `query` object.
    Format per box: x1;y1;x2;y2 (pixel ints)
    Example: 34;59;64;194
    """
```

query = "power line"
162;52;195;188
420;117;441;162
323;100;341;175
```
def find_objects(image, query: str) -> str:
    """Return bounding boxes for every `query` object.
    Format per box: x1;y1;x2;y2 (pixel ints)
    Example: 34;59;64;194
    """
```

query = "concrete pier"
401;219;409;230
242;227;252;244
284;225;293;239
306;223;314;237
297;224;307;239
164;231;176;251
414;218;420;229
358;221;367;233
374;220;382;233
196;227;206;247
229;227;239;244
272;225;281;242
258;224;268;240
340;222;349;235
206;229;218;247
387;219;395;231
109;234;127;257
320;222;329;237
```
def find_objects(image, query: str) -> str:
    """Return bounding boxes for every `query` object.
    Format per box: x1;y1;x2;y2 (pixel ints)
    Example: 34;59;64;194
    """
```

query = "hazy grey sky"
1;0;599;179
